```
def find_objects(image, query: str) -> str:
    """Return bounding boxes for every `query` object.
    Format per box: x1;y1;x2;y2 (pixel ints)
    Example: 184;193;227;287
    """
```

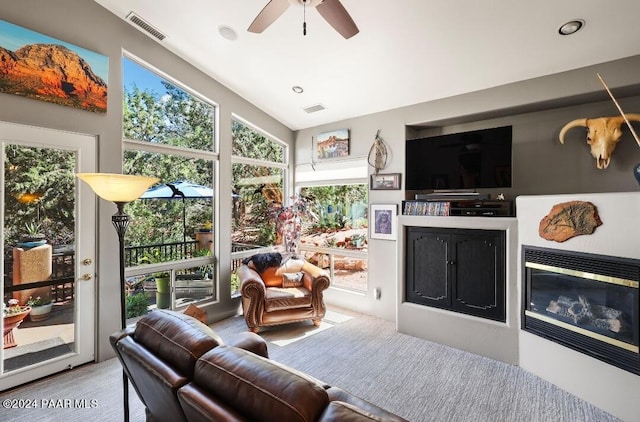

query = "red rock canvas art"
0;19;108;113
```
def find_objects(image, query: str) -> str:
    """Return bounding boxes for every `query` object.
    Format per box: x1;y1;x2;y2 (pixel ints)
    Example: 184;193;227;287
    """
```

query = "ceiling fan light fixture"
558;19;584;36
218;25;238;40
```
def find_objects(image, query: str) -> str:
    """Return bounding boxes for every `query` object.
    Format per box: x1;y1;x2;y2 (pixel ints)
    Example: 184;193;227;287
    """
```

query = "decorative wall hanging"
0;19;108;113
370;203;397;241
367;129;388;174
315;129;349;160
370;173;401;190
558;73;640;169
538;201;602;242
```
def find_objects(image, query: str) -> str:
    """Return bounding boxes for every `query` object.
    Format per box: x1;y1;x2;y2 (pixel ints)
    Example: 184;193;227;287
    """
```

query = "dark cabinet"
405;227;506;322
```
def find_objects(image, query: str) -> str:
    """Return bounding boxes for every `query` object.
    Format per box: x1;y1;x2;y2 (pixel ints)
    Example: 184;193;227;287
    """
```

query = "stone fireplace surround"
397;192;640;421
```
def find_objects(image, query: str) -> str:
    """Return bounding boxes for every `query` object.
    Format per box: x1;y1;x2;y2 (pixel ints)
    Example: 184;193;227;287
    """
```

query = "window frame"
122;52;219;309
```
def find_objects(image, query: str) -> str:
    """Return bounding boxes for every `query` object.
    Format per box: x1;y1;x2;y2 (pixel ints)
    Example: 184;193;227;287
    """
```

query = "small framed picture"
315;129;350;160
370;204;397;240
370;173;401;190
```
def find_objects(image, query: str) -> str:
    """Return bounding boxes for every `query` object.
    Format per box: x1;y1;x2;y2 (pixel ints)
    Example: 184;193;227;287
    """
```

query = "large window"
122;55;217;314
298;184;368;292
230;118;287;294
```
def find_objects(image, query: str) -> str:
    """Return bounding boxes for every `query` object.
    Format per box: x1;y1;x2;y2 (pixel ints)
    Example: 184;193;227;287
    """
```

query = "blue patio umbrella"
140;181;213;242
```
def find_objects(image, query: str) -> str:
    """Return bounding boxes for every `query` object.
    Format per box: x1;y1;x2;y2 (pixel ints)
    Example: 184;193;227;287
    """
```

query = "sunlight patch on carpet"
261;310;353;347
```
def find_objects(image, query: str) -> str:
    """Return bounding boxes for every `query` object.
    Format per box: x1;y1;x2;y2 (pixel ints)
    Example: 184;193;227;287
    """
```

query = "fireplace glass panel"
528;267;638;348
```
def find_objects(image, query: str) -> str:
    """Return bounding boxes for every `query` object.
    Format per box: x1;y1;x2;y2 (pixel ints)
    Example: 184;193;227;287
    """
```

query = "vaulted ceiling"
95;1;640;130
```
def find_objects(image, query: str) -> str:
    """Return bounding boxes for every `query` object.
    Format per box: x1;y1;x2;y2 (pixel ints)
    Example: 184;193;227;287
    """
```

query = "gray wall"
0;0;294;361
295;55;640;321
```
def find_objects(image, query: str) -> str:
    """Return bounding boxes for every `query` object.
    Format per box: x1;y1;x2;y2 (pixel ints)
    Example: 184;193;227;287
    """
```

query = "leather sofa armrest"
225;331;269;358
326;387;408;422
109;326;135;347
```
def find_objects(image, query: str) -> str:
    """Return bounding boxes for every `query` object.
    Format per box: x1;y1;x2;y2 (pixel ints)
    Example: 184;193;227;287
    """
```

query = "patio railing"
125;240;199;267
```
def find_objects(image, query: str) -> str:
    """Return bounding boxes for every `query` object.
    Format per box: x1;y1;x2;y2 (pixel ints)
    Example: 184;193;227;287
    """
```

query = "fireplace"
522;245;639;375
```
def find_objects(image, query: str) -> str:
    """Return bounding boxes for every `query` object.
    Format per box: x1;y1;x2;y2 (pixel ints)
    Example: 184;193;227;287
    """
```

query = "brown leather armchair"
238;253;330;332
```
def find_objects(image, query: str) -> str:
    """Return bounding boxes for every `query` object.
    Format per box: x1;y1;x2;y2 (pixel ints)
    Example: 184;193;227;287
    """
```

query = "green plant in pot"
19;222;47;248
26;295;53;321
138;250;171;294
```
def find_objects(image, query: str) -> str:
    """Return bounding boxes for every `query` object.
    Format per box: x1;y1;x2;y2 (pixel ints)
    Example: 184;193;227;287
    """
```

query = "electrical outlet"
373;287;381;300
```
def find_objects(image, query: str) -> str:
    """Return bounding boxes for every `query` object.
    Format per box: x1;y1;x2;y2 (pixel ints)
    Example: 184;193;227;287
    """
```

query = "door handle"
82;258;92;265
81;273;93;281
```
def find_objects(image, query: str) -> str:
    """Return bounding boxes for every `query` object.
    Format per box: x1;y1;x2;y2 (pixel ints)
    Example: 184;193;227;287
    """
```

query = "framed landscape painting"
315;129;350;160
0;19;108;113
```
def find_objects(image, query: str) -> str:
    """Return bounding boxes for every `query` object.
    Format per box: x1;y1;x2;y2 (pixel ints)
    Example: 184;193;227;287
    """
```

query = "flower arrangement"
26;295;52;307
270;196;309;253
3;299;29;316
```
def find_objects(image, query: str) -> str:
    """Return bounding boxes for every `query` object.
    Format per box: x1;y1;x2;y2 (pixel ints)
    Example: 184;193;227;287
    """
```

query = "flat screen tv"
405;125;512;191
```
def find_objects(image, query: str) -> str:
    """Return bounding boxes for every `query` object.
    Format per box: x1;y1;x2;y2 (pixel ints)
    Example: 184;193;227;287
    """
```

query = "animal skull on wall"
559;114;640;169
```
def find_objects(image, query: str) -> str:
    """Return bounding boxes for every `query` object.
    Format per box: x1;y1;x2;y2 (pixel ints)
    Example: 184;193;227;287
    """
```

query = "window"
122;55;217;313
295;158;368;292
231;118;287;295
298;184;368;292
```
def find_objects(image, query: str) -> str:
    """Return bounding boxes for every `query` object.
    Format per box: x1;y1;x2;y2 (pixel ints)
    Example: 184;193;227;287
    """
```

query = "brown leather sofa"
110;309;406;422
238;252;330;332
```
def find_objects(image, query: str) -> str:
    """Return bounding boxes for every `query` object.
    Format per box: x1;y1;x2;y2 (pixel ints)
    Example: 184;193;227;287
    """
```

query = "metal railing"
125;240;199;267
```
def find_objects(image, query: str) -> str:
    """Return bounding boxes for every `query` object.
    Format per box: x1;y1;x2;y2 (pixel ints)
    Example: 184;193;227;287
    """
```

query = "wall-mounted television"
405;125;512;191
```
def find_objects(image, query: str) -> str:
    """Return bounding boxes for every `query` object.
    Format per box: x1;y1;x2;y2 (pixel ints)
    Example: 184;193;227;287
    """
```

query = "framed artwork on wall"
370;173;401;190
315;129;350;160
0;19;108;113
370;204;397;240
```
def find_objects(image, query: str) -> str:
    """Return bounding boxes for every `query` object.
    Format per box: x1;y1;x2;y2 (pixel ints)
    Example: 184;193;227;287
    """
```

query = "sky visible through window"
123;57;171;95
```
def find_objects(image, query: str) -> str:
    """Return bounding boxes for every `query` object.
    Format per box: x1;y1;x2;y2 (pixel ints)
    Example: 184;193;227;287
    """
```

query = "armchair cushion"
265;286;312;312
282;271;304;287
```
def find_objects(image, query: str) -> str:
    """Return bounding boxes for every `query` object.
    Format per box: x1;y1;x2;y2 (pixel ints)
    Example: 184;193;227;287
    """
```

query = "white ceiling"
94;0;640;131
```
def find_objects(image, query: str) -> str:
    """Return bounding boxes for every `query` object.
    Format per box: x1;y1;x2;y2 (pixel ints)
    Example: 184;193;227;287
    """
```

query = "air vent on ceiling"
303;104;326;114
126;12;166;41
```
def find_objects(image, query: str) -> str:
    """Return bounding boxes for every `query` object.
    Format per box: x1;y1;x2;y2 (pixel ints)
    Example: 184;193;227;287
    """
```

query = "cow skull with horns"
559;114;640;169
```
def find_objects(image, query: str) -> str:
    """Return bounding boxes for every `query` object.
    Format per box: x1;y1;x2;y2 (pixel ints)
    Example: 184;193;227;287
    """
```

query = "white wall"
517;192;640;422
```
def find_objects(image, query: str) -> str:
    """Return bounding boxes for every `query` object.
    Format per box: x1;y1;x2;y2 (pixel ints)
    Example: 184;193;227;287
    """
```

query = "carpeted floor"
0;307;621;421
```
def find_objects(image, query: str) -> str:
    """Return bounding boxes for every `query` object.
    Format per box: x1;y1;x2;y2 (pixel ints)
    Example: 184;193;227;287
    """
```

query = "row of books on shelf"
403;201;450;216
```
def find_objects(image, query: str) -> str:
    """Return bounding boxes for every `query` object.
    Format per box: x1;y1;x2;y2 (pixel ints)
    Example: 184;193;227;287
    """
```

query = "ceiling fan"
248;0;359;39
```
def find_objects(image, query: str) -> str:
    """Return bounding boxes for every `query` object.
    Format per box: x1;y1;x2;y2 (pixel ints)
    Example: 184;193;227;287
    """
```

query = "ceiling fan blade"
248;0;291;33
315;0;359;39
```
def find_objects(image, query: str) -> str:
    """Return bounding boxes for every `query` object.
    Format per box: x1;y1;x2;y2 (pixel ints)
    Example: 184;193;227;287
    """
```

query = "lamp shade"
76;173;160;203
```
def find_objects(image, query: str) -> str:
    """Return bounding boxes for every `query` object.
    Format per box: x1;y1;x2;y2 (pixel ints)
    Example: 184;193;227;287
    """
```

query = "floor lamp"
76;173;159;422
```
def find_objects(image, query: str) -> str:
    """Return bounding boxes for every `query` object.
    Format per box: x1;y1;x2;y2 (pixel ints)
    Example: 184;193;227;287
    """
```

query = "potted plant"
18;222;47;248
26;295;53;321
138;250;170;294
3;299;31;347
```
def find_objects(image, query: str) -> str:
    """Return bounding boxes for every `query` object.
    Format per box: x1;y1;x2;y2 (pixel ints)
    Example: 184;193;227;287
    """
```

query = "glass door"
0;121;96;390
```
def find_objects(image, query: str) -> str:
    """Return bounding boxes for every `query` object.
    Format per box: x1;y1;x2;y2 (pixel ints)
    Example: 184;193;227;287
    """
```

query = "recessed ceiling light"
218;25;237;40
292;86;304;94
558;19;584;36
